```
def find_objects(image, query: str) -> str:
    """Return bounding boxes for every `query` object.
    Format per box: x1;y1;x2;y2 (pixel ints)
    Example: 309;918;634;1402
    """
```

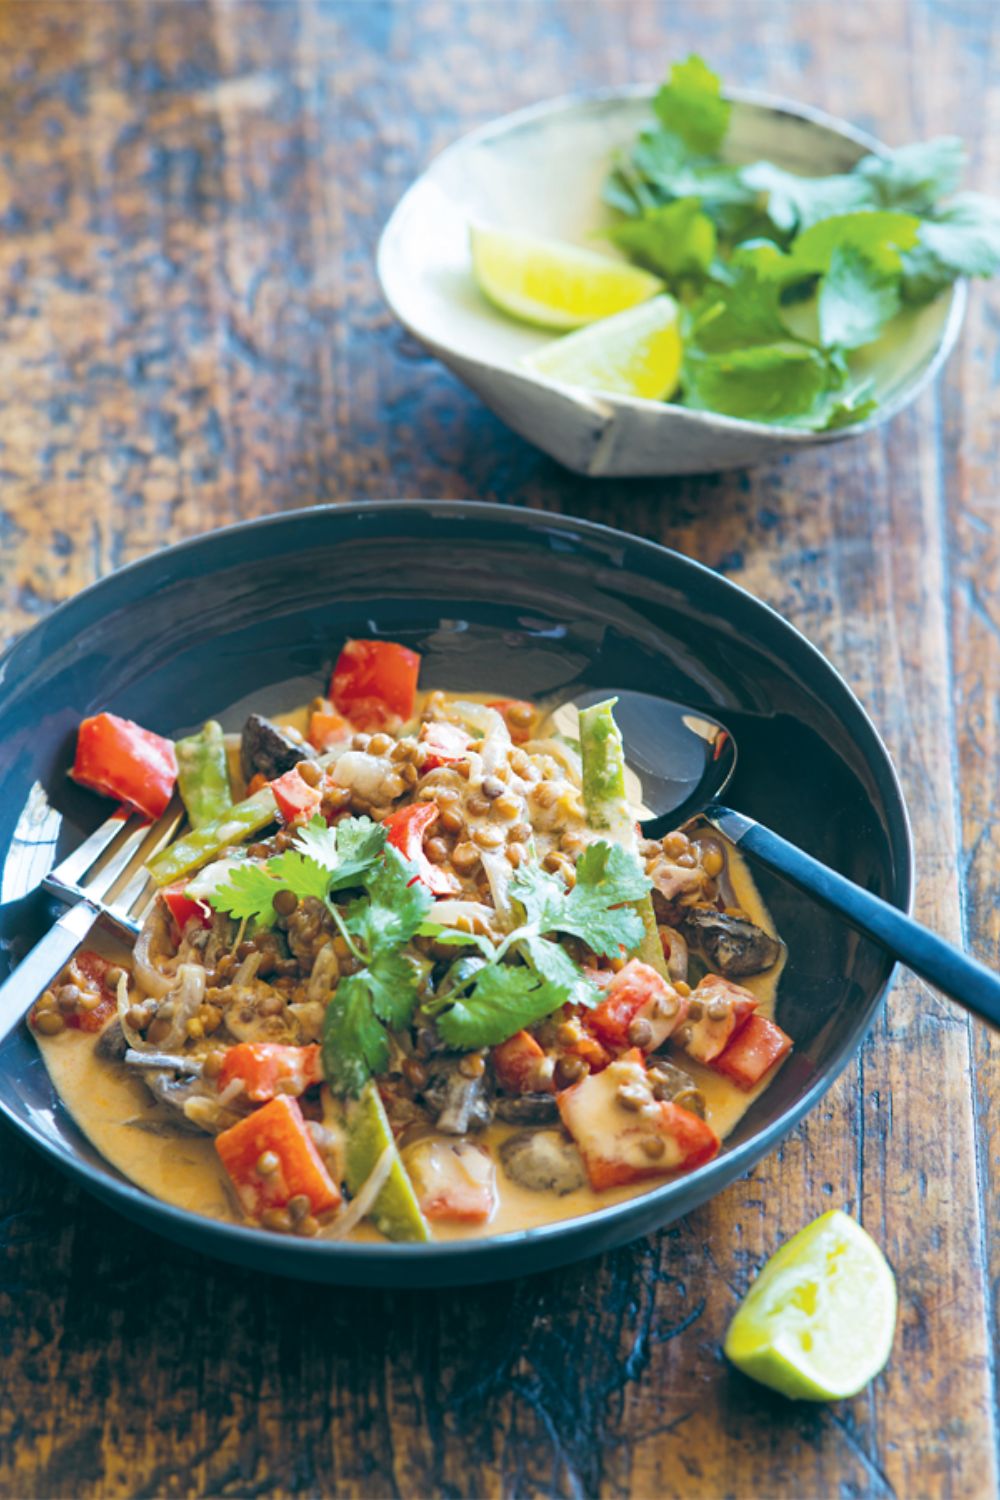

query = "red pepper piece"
218;1043;324;1103
711;1014;792;1090
161;881;212;936
492;1030;553;1094
331;639;420;730
382;803;460;896
270;765;323;824
215;1095;341;1219
72;712;177;819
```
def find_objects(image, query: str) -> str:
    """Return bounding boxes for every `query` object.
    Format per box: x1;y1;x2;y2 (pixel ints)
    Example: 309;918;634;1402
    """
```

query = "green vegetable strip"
578;698;670;979
175;720;232;830
148;787;278;886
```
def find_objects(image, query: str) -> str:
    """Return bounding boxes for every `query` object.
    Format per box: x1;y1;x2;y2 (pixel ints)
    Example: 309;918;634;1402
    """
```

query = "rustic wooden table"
0;2;997;1496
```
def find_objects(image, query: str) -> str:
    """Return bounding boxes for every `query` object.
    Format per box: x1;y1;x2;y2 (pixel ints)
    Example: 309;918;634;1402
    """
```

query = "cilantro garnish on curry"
31;640;790;1243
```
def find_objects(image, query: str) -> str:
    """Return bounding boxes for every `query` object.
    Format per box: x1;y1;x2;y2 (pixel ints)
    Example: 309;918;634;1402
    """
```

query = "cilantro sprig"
602;55;1000;430
427;840;651;1050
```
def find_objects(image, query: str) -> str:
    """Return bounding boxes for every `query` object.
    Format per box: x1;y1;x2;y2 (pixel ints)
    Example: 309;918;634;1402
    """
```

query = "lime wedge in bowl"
523;295;682;401
724;1210;897;1400
470;225;663;330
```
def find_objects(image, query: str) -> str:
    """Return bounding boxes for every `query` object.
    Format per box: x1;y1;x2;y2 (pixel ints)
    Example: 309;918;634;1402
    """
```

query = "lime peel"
523;296;683;402
723;1209;897;1401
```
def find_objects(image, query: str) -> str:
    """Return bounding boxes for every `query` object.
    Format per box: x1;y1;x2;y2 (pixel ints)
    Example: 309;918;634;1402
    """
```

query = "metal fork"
0;800;185;1044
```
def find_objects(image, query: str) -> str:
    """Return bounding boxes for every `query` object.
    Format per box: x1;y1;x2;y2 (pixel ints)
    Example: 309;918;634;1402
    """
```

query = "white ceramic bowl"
377;87;966;476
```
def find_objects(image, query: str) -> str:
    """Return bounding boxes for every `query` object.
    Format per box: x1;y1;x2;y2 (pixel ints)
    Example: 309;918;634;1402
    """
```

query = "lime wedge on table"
724;1211;897;1400
345;1082;430;1243
470;225;663;330
523;296;682;401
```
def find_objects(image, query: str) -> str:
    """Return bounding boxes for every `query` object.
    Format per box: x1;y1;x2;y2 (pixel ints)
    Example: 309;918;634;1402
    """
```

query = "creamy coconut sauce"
36;838;783;1241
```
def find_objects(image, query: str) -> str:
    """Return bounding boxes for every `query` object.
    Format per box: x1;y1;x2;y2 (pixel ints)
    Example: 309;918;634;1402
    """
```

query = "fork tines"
44;801;184;935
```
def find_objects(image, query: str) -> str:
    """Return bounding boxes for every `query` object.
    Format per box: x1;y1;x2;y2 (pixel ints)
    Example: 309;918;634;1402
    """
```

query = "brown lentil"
297;759;322;788
273;887;299;917
640;1134;666;1159
617;1083;649;1112
451;841;481;874
400;762;419;787
554;1054;587;1089
185;1018;204;1040
256;1150;281;1176
493;794;521;821
202;1051;224;1079
701;845;725;878
506;701;535;729
662;831;690;858
438;804;465;835
510;821;532;843
557;1019;582;1047
675;1088;706;1119
261;1207;292;1232
532;782;559;809
126;1004;148;1031
458;1052;486;1079
368;733;392;756
105;966;124;989
402;1057;429;1090
296;1215;320;1238
146;1017;173;1046
687;999;705;1022
466;794;490;817
424;836;450;865
505;842;528;868
652;993;679;1019
56;984;81;1013
34;1010;65;1035
77;990;103;1012
481;775;505;800
351;733;371;751
473;826;504;850
674;980;691;998
236;941;256;962
707;998;730;1022
627;1017;653;1049
260;994;285;1017
287;1193;312;1221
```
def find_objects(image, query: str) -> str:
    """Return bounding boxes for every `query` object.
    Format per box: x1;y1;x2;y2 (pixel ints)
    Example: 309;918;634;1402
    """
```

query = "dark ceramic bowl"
0;502;911;1286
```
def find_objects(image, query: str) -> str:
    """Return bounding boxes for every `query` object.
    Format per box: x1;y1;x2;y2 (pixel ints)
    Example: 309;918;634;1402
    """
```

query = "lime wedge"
470;225;663;330
523;296;682;401
724;1210;897;1401
345;1083;430;1243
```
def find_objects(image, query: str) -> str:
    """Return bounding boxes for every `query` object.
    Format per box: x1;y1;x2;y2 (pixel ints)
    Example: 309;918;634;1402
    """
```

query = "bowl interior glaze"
0;503;910;1285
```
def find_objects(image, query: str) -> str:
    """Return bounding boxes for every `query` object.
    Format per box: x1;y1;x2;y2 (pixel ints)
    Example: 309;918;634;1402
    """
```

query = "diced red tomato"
72;712;177;820
215;1095;341;1220
487;699;536;744
419;720;472;771
557;1048;719;1191
161;881;212;935
711;1014;792;1090
587;959;689;1053
270;764;323;824
331;639;420;730
492;1030;553;1094
308;710;351;752
382;802;460;896
218;1043;324;1103
402;1137;497;1223
678;975;757;1063
58;949;118;1031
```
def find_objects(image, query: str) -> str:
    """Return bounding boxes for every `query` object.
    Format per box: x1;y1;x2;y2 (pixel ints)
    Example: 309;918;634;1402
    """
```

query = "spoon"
559;689;1000;1027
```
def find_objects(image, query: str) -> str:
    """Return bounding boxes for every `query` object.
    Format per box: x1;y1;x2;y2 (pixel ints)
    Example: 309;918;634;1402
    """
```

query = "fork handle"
0;900;101;1045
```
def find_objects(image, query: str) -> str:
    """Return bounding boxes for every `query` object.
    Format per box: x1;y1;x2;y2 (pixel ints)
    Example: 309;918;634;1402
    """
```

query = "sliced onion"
216;1077;245;1108
153;964;207;1052
232;949;263;991
445;702;511;777
132;904;175;999
427;899;497;934
521;736;583;784
330;750;396;803
307;941;340;1003
480;849;515;928
320;1144;395;1240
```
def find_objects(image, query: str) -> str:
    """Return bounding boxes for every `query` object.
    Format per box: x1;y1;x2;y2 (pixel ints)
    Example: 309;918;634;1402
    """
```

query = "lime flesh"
724;1210;897;1400
470;225;663;330
524;295;682;402
345;1083;430;1243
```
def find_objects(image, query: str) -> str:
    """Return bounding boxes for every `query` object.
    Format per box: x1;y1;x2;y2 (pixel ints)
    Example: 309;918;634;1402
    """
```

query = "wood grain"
0;1;997;1495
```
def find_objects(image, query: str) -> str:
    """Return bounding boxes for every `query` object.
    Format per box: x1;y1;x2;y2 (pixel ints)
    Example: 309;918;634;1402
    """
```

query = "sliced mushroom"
499;1129;586;1195
494;1093;560;1125
682;907;782;977
421;1057;494;1134
95;1018;129;1063
138;1070;242;1135
240;713;316;782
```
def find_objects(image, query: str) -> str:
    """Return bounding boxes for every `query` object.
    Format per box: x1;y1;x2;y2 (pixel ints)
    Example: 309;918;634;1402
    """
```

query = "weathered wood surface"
0;2;997;1496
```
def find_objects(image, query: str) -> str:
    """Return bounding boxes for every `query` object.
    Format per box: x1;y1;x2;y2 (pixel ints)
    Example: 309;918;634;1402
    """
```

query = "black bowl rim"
0;499;913;1273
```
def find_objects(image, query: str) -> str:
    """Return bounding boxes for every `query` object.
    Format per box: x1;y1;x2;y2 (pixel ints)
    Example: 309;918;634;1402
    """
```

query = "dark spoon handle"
709;804;1000;1028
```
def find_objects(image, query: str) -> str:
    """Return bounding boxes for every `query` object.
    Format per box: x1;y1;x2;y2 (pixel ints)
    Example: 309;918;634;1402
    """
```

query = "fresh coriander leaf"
555;842;650;955
817;380;878;430
364;948;424;1030
435;964;567;1049
855;137;965;214
608;198;716;280
653;55;730;156
520;931;600;1011
509;860;566;931
685;265;791;350
208;863;280;924
293;815;340;870
742;161;876;235
321;972;390;1096
790;210;921;277
328;815;387;890
348;846;433;956
901;193;1000;301
683;340;834;426
818;244;900;349
267;848;332;903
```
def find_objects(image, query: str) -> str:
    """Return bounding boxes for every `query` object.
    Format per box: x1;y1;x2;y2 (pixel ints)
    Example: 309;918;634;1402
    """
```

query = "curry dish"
32;639;791;1245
